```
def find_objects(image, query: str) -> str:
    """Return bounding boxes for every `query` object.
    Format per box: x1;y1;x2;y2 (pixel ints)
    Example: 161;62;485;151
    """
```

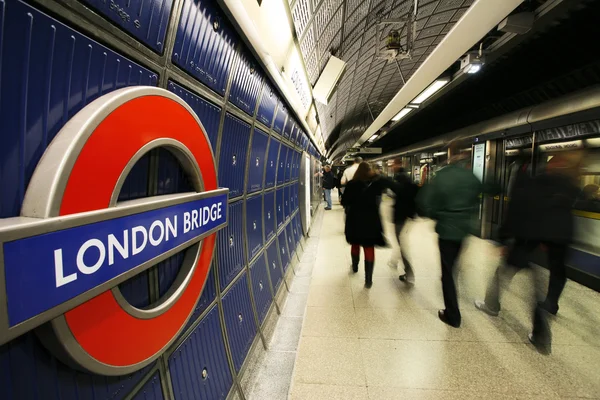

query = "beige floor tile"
290;384;368;400
366;387;563;400
293;336;366;386
307;285;354;308
352;277;407;309
359;339;558;396
302;306;358;338
355;307;425;340
310;268;352;287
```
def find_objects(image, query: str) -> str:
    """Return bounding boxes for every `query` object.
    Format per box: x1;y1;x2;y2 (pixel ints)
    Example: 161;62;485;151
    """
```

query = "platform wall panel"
221;273;257;372
0;0;158;218
217;200;245;291
218;114;251;198
265;137;280;188
167;81;222;153
168;306;232;400
249;254;272;324
228;50;262;116
172;0;236;96
132;372;164;400
264;190;276;241
246;194;264;260
80;0;172;53
266;240;283;292
247;128;269;194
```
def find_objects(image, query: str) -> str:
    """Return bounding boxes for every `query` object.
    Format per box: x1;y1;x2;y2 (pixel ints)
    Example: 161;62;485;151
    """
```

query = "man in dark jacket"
474;153;580;354
321;165;335;210
417;147;482;328
389;158;418;283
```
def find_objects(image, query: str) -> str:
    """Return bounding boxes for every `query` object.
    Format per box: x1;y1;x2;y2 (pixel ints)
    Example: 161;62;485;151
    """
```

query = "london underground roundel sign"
0;87;228;375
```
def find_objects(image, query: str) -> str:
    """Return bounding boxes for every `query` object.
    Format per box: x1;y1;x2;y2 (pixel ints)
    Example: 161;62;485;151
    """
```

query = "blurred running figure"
417;143;482;328
475;153;581;354
388;158;419;284
342;162;396;288
341;157;362;186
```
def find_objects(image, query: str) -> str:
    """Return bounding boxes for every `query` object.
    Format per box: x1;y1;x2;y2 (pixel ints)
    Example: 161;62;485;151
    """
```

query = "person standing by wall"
417;143;482;328
342;162;397;288
389;158;419;283
321;165;335;210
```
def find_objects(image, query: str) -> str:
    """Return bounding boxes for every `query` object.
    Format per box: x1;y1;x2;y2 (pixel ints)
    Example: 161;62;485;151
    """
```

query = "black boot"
351;255;359;273
365;261;374;288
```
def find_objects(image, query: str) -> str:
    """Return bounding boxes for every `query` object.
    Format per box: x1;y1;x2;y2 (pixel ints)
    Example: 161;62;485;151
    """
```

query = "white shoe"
474;300;499;317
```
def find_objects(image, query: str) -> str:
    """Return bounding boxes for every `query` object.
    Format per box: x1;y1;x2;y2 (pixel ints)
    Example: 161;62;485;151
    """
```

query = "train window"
575;147;600;213
534;138;600;214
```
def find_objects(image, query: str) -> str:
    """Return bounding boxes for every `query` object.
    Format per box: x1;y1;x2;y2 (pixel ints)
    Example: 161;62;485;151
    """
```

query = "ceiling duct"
313;56;346;105
498;12;534;34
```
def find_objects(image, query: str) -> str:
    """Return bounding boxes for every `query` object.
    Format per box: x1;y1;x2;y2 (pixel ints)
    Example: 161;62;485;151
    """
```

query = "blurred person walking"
417;143;483;328
388;158;419;284
342;162;397;288
475;152;581;354
341;157;362;186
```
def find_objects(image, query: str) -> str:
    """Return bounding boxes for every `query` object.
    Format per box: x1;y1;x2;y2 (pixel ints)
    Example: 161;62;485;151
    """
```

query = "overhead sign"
0;87;228;375
539;140;583;152
346;147;382;154
473;143;485;182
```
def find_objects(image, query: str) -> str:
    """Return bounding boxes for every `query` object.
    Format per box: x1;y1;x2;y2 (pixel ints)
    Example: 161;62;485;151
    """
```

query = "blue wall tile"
246;194;264;260
132;372;164;400
264;191;276;241
172;0;236;95
221;273;257;372
257;82;277;127
249;254;272;324
229;50;262;116
247;128;268;194
169;306;232;400
0;0;157;218
265;138;280;188
218;114;250;198
217;201;245;290
265;240;283;292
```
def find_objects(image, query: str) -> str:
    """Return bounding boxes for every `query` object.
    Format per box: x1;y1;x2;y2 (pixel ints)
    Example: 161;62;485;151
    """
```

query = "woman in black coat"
341;162;396;288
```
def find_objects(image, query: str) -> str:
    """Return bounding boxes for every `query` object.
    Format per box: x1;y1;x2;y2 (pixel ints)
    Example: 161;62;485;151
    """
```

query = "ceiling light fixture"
461;53;484;75
367;134;379;143
392;108;413;122
412;78;450;104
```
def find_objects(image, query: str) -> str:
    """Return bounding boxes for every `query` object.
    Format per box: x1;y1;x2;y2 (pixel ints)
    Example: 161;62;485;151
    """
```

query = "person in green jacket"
416;142;483;328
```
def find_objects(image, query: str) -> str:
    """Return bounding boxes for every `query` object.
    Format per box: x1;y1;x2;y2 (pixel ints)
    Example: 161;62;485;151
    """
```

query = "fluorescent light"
392;108;413;122
412;79;450;104
465;63;481;74
434;151;447;156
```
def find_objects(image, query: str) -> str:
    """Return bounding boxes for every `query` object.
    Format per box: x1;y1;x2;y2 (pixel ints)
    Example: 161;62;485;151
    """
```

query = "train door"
489;134;534;240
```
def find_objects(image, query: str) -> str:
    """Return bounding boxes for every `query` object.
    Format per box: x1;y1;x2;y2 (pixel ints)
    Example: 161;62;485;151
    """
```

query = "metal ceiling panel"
290;0;476;155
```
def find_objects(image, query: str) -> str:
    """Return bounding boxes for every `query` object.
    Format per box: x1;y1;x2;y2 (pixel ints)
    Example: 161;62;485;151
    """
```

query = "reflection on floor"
250;197;600;400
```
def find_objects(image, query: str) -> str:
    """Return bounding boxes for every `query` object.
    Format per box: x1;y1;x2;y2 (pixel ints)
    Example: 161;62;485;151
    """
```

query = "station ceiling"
288;0;475;152
374;0;600;153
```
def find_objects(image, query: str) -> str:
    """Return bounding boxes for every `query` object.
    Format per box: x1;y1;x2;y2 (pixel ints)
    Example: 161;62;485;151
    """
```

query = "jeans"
439;238;464;325
391;220;414;278
324;189;332;208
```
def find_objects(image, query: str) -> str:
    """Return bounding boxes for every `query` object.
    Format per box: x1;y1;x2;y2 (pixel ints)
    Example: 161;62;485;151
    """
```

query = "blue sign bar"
3;194;228;326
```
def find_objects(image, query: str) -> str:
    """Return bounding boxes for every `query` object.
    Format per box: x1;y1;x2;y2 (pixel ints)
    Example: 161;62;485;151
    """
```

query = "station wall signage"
0;87;228;375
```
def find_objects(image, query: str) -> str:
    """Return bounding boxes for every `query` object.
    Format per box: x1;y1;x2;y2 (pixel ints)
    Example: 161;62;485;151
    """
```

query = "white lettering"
202;206;210;225
132;226;148;255
76;239;106;274
149;220;165;246
210;204;218;221
108;230;129;265
184;212;191;233
192;209;199;230
166;216;177;240
217;203;222;219
54;249;77;287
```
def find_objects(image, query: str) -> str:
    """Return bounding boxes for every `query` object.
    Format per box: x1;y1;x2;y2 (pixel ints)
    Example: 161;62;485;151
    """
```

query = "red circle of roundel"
59;95;217;367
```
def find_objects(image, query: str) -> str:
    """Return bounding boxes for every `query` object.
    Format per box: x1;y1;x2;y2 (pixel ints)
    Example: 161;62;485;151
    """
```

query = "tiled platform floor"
250;197;600;399
247;200;600;400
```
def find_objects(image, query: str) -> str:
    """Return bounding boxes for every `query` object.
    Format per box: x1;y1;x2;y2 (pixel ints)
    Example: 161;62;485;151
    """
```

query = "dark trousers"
484;239;567;340
439;238;463;325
